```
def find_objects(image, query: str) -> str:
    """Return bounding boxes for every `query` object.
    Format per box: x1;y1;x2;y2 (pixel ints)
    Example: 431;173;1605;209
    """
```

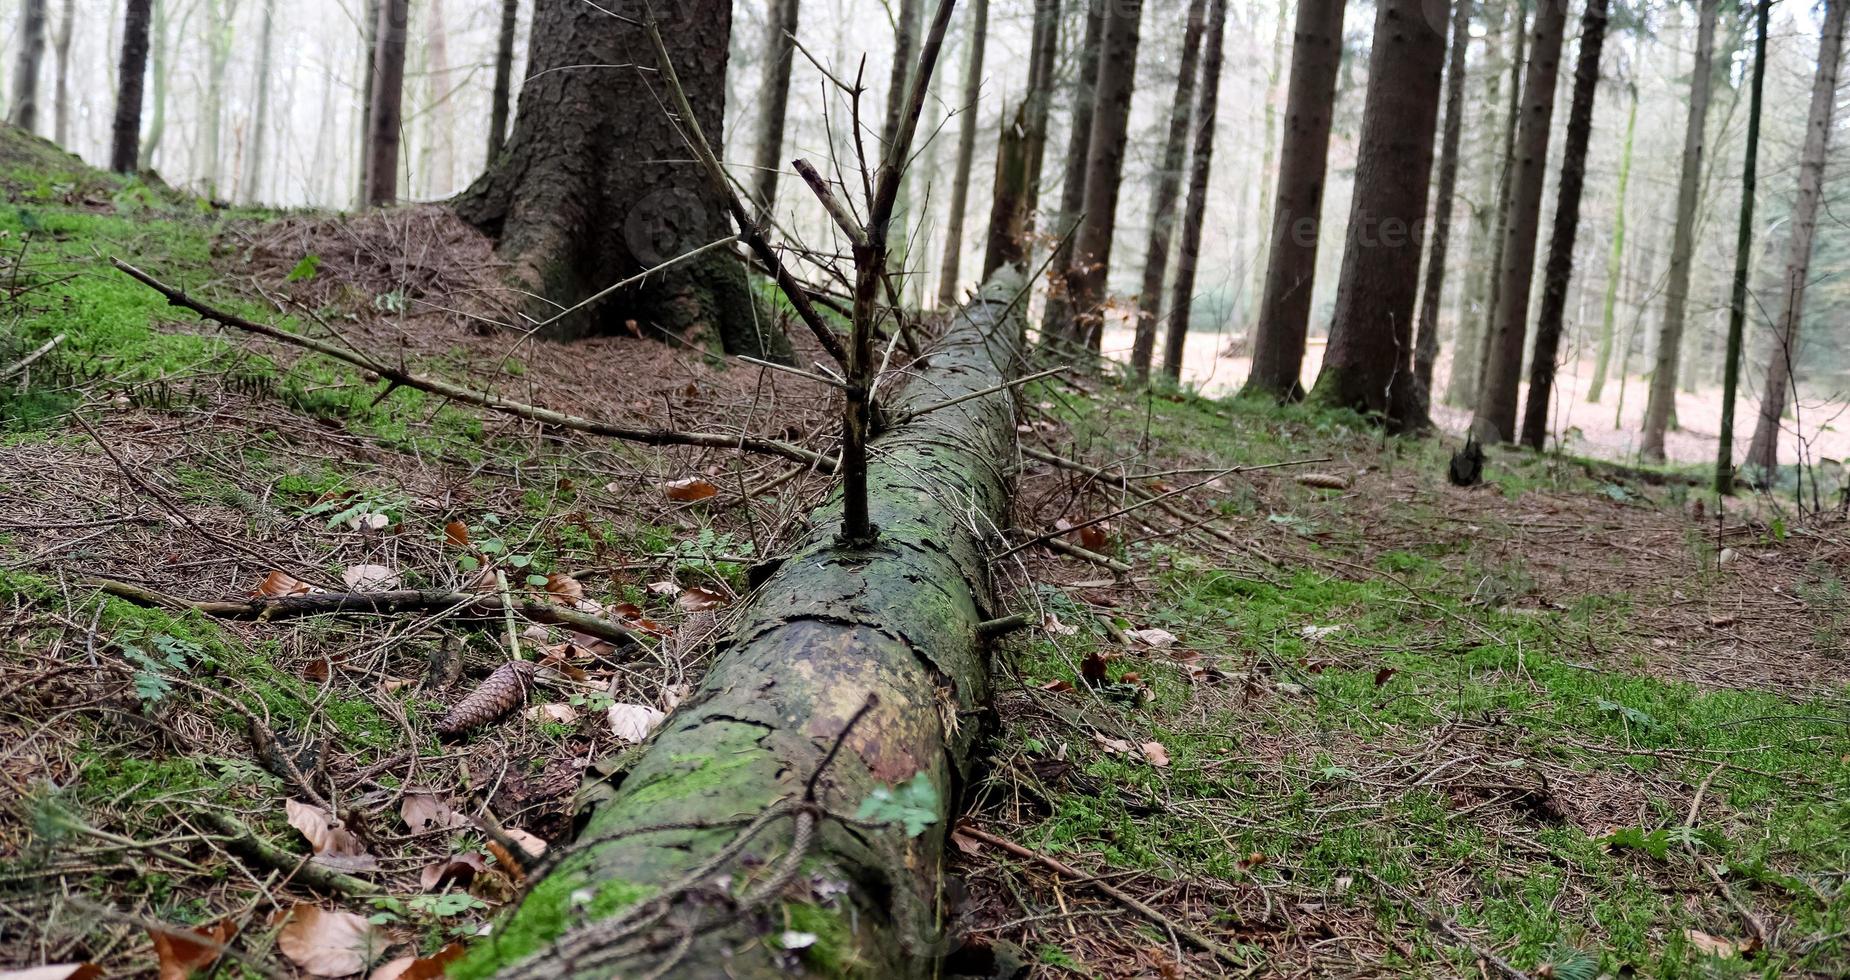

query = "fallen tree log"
457;269;1028;979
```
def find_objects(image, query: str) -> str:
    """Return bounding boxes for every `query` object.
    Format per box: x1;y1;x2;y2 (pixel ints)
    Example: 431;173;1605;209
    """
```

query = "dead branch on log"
111;259;836;473
89;578;644;650
192;810;381;897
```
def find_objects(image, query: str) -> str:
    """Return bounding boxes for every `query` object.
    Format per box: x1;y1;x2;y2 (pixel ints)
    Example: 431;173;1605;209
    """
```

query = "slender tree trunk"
1160;0;1228;380
357;0;380;206
1445;14;1506;407
1248;0;1289;309
110;0;152;173
487;0;518;166
936;0;990;307
1639;0;1721;461
364;0;409;207
1519;0;1611;449
454;0;778;357
1308;0;1451;432
1473;0;1568;443
750;0;801;221
1744;0;1844;476
1586;83;1637;404
1411;0;1471;409
1062;0;1145;352
455;271;1029;980
139;0;172;169
882;0;924;274
1128;0;1208;380
240;0;276;203
8;0;48;132
422;0;455;197
1471;3;1528;406
1039;0;1106;340
51;0;70;146
1715;0;1767;494
983;100;1032;276
1242;0;1349;401
1020;0;1062;225
200;0;238;200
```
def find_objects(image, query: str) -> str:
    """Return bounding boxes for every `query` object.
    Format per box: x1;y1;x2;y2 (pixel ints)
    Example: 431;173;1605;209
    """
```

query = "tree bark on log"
454;268;1029;980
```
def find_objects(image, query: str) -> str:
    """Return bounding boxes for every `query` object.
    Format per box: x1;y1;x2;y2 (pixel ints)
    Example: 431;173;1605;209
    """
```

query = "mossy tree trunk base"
457;270;1028;980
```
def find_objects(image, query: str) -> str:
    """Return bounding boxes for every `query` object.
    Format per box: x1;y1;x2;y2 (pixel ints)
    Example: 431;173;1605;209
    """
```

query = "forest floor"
0;131;1845;979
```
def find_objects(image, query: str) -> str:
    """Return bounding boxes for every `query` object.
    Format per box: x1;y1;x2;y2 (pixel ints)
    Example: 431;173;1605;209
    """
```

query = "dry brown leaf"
1079;651;1110;688
1096;736;1134;755
1140;741;1171;767
151;918;239;980
443;521;471;547
664;477;719;502
418;853;488;892
646;580;682;597
285;799;379;872
0;966;104;980
255;570;315;598
369;943;466;980
1124;627;1178;649
504;827;549;858
1042;613;1079;637
342;564;400;592
524;703;579;724
1685;929;1758;959
544;573;584;604
677;586;728;612
400;793;471;835
1077;523;1110;552
1038;678;1076;693
277;905;386;977
608;702;667;744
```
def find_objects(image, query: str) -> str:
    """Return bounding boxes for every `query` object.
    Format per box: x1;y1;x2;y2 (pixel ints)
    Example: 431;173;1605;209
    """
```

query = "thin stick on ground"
957;825;1246;968
111;259;836;473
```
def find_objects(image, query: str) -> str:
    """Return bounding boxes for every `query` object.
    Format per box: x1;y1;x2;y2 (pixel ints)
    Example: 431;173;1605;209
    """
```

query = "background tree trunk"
1715;0;1768;494
983;100;1032;276
1308;0;1450;432
1469;4;1528;407
1062;0;1145;351
1444;9;1510;407
1020;0;1062;226
110;0;151;173
363;0;407;208
1411;0;1470;410
1473;0;1568;442
1038;0;1105;341
357;0;379;205
1128;0;1207;380
140;0;174;170
1242;0;1349;401
8;0;47;133
487;0;518;166
1248;0;1289;309
1585;82;1636;404
749;0;801;222
453;270;1027;980
1744;0;1844;475
1160;0;1228;379
453;0;778;358
1639;0;1720;461
421;0;455;197
936;0;990;308
1520;0;1610;448
51;0;70;146
240;0;276;203
199;0;238;200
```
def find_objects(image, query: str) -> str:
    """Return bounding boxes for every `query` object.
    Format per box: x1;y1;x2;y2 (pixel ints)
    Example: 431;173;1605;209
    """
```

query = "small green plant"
855;772;939;838
119;634;200;702
286;254;321;282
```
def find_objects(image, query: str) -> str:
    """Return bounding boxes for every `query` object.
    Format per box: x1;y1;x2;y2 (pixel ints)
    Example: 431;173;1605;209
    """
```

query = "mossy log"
460;268;1028;979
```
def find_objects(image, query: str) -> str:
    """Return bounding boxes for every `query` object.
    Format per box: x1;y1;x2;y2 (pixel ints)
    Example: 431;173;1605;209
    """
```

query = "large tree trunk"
363;0;408;207
1020;0;1062;226
1128;0;1208;381
487;0;518;166
1473;0;1567;443
1715;0;1768;494
1241;0;1348;402
110;0;151;173
1037;0;1105;341
1307;0;1449;432
936;0;990;308
1444;10;1510;408
1519;0;1609;448
240;0;276;203
1468;4;1528;408
453;0;779;358
51;0;70;146
1062;0;1145;351
421;0;455;197
1639;0;1720;461
1744;0;1844;476
983;101;1033;276
1585;80;1637;404
8;0;47;133
1160;0;1228;380
1410;0;1470;411
454;269;1028;980
749;0;801;222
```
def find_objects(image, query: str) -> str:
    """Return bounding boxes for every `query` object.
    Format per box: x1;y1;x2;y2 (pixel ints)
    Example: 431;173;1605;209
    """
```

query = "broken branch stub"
466;268;1029;978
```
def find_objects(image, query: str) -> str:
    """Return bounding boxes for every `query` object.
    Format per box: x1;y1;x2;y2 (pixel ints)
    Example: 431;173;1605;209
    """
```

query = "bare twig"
0;332;63;381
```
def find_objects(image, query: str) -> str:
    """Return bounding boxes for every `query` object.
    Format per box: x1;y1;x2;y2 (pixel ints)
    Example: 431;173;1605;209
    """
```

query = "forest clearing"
0;0;1846;977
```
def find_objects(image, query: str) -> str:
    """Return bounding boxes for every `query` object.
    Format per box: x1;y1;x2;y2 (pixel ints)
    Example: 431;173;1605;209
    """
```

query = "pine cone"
1296;473;1350;490
436;661;536;736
